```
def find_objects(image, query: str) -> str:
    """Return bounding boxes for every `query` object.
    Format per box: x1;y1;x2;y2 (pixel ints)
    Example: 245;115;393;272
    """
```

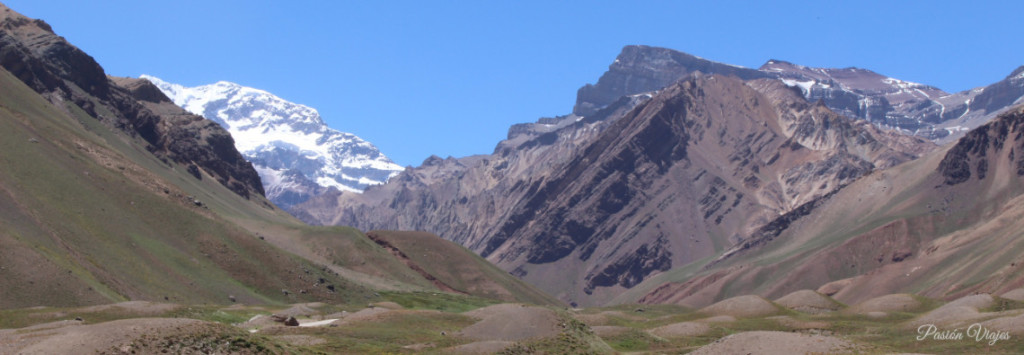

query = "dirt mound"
647;321;710;338
276;303;319;317
774;289;842;313
0;318;255;354
236;314;279;331
339;307;393;323
980;313;1024;335
844;294;921;314
699;315;736;323
447;340;515;354
459;304;561;341
1000;288;1024;302
699;295;780;318
944;294;994;309
910;294;993;326
689;331;867;354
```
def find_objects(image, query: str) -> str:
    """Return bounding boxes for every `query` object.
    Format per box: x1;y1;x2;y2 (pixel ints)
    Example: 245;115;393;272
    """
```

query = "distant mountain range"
576;46;1024;143
142;76;403;211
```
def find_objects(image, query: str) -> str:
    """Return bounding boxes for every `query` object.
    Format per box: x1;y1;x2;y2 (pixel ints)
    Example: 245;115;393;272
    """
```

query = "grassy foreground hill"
0;64;366;307
0;64;559;309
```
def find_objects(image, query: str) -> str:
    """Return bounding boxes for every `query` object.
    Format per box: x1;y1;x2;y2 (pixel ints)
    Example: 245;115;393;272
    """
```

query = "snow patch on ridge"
781;78;816;95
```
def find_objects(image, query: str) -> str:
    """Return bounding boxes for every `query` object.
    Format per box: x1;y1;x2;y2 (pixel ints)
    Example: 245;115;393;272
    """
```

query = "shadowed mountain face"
298;73;933;306
0;6;263;199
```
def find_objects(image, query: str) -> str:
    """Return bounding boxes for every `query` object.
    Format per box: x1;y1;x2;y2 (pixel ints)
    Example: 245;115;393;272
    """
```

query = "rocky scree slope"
142;76;403;211
298;73;933;306
0;6;263;199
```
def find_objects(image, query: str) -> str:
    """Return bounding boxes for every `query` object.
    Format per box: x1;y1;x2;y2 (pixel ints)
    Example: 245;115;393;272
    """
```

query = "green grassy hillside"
0;66;374;308
0;63;564;309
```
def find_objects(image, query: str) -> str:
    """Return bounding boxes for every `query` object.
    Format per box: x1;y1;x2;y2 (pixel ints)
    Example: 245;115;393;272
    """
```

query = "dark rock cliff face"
938;106;1024;185
113;77;265;198
0;7;263;198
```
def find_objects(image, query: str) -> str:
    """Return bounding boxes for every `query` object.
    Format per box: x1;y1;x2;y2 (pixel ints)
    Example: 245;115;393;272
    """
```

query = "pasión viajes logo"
916;323;1011;346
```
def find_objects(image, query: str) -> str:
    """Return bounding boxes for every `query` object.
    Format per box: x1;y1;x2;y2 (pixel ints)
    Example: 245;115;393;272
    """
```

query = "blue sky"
6;1;1024;166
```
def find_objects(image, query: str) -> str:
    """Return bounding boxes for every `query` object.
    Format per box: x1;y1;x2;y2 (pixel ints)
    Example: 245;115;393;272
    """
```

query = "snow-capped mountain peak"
142;75;403;210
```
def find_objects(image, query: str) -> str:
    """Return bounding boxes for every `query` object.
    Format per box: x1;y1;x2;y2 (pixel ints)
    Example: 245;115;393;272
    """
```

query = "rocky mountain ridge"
0;5;263;198
577;45;1024;143
141;76;403;211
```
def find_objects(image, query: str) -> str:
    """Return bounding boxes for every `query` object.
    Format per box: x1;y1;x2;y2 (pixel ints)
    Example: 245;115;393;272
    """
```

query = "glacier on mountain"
141;75;403;210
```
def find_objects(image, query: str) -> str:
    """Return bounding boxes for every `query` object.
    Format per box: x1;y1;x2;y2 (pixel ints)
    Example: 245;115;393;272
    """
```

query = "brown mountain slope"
295;92;651;251
629;105;1024;308
485;75;931;306
301;73;933;306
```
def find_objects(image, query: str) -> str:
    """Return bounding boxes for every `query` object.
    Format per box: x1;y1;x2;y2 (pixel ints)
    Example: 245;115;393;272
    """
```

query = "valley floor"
3;289;1024;354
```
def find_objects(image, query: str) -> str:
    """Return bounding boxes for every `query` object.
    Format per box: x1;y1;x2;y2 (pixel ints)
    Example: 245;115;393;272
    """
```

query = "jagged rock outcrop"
574;45;767;116
0;5;263;198
938;106;1024;185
